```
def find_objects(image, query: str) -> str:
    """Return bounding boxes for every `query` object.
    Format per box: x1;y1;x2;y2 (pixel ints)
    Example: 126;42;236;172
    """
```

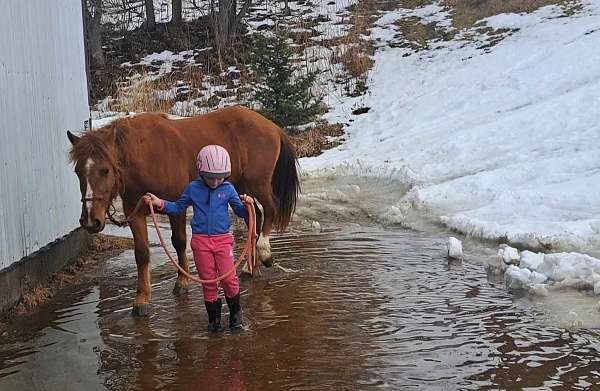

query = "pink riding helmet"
196;145;231;178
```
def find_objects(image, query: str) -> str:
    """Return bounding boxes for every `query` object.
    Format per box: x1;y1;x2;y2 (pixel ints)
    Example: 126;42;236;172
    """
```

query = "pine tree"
250;34;322;128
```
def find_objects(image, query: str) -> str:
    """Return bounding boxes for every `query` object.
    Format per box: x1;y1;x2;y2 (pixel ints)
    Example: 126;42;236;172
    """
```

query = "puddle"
1;175;599;390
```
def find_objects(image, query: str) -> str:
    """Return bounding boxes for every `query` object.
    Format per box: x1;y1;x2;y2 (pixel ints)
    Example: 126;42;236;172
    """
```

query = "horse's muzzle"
80;217;105;233
261;258;273;268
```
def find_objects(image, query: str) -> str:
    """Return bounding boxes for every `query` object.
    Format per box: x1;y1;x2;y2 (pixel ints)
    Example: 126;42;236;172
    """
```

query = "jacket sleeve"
228;185;248;219
162;184;192;215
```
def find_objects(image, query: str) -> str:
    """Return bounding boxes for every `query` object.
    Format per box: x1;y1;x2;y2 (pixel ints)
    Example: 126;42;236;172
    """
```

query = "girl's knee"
222;275;240;298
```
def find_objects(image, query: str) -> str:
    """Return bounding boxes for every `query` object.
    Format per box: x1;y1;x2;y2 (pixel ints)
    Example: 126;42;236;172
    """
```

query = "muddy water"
2;176;600;390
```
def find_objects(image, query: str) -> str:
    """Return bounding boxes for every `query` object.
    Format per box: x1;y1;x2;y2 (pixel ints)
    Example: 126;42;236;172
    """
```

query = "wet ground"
1;176;600;390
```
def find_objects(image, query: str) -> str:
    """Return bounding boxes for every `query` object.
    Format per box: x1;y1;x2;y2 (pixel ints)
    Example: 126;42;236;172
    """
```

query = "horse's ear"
67;130;80;145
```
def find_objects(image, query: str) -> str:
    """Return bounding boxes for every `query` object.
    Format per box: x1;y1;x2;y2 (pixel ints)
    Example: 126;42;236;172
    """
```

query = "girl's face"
203;176;225;189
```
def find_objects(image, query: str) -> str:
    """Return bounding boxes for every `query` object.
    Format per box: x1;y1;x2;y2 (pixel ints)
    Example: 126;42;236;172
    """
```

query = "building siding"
0;1;89;270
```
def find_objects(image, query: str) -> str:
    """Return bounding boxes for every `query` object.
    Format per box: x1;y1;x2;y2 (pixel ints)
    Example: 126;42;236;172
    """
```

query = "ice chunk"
520;251;544;271
498;246;520;265
446;237;463;259
311;220;322;233
505;265;531;290
530;271;547;285
530;284;549;296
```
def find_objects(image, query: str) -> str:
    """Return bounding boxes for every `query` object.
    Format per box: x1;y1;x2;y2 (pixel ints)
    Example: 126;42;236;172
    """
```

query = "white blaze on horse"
67;106;300;316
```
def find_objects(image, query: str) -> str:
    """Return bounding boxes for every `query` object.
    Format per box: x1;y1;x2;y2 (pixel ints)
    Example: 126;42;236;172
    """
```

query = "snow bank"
301;1;600;253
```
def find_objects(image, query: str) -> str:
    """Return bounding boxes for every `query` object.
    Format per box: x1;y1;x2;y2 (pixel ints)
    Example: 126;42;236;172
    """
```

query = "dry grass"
290;121;345;158
389;0;577;52
395;0;436;8
104;61;256;116
106;68;208;114
19;286;53;311
393;16;457;51
108;72;176;113
323;0;379;96
443;0;574;29
338;45;375;78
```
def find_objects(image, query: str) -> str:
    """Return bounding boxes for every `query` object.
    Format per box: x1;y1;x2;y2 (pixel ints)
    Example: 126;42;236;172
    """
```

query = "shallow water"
1;176;600;390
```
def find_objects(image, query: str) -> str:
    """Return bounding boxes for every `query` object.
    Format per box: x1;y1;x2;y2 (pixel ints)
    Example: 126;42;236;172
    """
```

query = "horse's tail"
272;132;300;231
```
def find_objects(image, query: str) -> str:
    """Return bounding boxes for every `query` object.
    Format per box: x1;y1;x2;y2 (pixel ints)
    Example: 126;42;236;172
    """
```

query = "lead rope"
146;198;258;283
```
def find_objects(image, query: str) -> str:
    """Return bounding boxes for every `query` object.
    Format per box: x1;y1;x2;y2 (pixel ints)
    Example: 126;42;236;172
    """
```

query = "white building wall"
0;1;89;270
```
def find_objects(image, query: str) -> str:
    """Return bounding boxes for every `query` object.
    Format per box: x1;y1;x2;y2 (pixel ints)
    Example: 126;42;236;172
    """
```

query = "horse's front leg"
169;214;189;296
129;212;152;316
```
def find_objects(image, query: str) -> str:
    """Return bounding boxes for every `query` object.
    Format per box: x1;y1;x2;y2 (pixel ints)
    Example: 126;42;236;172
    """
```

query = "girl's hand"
240;194;254;205
144;192;163;207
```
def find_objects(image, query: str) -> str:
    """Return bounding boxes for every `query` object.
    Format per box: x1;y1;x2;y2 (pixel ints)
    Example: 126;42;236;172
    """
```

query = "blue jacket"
161;179;248;235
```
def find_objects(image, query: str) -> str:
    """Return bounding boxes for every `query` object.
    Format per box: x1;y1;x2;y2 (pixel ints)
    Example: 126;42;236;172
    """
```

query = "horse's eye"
100;168;109;176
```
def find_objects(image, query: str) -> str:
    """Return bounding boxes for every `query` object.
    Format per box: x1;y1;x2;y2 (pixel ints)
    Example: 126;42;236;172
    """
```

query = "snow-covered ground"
301;1;600;297
302;2;600;255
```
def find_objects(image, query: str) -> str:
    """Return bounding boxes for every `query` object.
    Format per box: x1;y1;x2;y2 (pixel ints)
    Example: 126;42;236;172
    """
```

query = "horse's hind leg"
128;213;152;316
170;214;190;296
253;200;264;241
252;185;277;267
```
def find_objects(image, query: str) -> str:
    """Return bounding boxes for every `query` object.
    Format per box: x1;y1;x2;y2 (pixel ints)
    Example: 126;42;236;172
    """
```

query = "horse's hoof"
261;257;274;268
172;283;189;296
132;304;149;317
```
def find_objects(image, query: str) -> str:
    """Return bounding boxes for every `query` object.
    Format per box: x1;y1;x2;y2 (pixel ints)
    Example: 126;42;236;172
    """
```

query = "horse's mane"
68;118;131;167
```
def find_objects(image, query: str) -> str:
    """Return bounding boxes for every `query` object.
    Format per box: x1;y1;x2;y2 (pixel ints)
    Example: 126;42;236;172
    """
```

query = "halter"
79;166;127;227
81;194;128;227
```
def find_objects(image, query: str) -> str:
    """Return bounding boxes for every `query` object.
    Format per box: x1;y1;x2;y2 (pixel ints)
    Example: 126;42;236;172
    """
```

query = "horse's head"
67;130;122;233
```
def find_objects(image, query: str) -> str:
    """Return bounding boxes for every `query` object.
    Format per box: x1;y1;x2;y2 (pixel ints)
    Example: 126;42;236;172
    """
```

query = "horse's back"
142;107;284;184
176;106;282;140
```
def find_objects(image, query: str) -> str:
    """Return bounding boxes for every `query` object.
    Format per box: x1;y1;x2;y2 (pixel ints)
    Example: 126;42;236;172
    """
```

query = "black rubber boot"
204;298;222;332
225;294;244;329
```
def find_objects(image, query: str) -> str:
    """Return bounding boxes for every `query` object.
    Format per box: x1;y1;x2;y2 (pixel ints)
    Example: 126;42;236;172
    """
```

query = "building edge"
0;228;91;315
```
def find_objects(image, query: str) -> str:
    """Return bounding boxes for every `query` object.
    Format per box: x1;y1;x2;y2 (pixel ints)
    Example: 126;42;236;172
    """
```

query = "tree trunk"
232;0;251;36
84;0;104;68
172;0;183;26
211;0;251;54
283;0;291;16
145;0;156;31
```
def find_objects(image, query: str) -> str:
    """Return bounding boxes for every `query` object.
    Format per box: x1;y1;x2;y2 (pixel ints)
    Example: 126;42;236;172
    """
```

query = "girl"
145;144;253;331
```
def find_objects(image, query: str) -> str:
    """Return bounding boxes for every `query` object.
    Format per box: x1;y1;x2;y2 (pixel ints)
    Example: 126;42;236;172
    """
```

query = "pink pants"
191;233;240;302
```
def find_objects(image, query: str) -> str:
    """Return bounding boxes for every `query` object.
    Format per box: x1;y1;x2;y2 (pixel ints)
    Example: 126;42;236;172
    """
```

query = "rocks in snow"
445;237;463;259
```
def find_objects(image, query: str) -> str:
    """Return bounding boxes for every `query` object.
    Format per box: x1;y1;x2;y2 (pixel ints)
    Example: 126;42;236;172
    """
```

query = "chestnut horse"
67;106;299;316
